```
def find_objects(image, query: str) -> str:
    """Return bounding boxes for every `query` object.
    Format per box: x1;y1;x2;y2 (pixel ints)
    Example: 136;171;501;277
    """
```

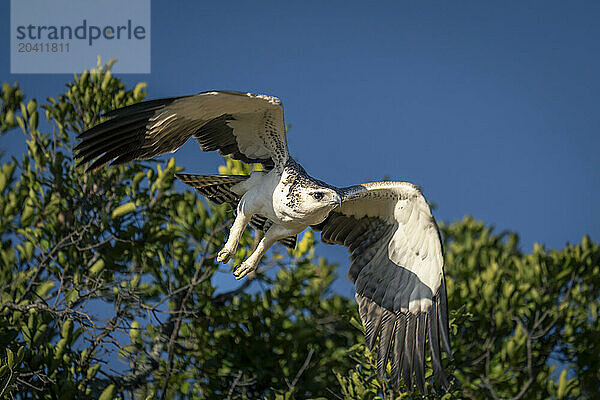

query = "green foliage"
1;82;23;135
1;59;598;399
443;219;599;399
0;59;360;399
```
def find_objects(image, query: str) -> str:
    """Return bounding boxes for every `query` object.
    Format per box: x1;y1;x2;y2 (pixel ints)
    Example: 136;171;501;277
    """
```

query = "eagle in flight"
75;91;452;393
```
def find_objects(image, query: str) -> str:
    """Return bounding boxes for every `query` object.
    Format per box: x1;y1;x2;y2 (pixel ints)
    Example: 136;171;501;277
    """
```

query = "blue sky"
2;1;599;296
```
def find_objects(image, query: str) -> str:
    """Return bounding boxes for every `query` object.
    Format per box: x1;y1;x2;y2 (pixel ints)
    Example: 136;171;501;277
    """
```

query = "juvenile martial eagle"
75;91;452;392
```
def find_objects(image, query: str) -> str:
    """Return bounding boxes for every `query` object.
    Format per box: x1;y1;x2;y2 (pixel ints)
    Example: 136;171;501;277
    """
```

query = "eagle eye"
311;192;325;200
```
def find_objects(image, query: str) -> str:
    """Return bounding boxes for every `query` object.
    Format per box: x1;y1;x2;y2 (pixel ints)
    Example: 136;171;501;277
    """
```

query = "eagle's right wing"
75;91;289;171
313;181;452;392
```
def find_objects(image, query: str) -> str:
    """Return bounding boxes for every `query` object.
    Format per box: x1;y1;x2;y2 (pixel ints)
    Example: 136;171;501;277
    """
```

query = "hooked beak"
334;194;343;208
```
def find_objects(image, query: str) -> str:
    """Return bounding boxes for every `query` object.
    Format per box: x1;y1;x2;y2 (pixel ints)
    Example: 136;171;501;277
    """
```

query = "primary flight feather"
75;90;452;392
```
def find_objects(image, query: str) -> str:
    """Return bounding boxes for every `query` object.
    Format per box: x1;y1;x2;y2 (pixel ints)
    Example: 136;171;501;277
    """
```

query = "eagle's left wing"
75;91;289;171
312;182;452;392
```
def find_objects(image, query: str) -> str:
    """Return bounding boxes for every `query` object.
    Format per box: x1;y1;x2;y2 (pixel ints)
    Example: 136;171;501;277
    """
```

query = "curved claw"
216;248;233;263
233;261;256;280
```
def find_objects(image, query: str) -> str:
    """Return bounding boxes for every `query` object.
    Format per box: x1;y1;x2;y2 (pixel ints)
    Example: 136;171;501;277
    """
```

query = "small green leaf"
133;82;147;99
36;281;55;298
349;317;364;332
557;369;568;399
130;320;141;342
87;364;100;379
54;338;67;360
101;71;112;91
89;259;105;277
132;171;145;189
26;99;37;115
98;384;116;400
61;319;73;340
65;289;78;305
6;348;14;368
29;111;38;130
20;203;35;226
111;202;136;219
16;347;25;364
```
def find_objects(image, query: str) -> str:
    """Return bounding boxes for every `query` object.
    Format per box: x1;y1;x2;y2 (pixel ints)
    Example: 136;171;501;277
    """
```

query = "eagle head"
304;187;342;211
274;159;342;224
280;182;342;225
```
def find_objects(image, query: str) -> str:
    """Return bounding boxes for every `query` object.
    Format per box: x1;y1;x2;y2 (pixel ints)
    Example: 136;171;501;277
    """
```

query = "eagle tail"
175;174;296;249
176;173;249;207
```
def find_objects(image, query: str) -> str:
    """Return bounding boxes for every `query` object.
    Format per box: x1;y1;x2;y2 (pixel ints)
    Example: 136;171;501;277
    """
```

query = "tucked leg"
217;202;252;263
233;224;300;279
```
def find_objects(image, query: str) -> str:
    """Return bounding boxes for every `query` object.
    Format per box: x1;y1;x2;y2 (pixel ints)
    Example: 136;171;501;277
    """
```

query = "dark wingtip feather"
390;313;406;389
75;97;183;171
376;312;396;381
402;313;415;392
87;154;112;172
364;304;384;350
437;279;454;360
414;312;427;393
428;300;449;389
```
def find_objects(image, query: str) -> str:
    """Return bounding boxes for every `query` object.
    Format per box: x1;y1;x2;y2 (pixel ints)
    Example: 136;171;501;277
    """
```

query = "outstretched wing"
312;181;452;392
75;91;289;171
